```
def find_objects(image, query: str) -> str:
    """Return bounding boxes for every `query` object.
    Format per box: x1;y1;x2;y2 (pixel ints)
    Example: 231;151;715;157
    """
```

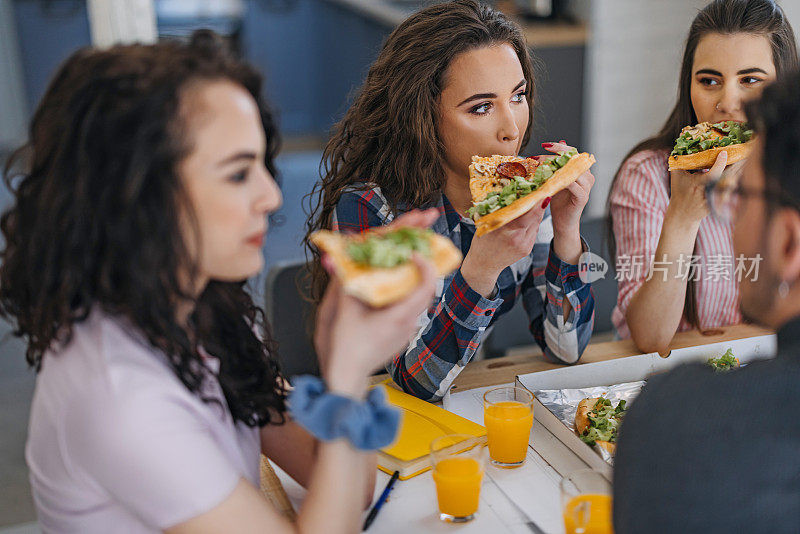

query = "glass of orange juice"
483;386;534;467
560;469;614;534
430;434;487;523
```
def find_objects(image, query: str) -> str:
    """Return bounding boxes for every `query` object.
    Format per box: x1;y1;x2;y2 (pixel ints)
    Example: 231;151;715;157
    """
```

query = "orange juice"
432;457;483;518
563;494;613;534
484;401;534;465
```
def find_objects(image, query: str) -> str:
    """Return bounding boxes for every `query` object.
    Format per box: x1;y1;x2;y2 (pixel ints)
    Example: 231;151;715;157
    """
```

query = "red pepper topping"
496;161;527;178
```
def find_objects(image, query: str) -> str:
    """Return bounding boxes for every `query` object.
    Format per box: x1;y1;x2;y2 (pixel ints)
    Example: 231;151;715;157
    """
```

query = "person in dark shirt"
613;70;800;532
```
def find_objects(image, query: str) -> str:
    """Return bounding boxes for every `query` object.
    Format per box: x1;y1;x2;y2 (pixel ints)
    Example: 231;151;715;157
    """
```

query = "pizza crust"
596;440;616;455
574;397;596;435
309;229;462;307
667;139;754;171
473;152;596;237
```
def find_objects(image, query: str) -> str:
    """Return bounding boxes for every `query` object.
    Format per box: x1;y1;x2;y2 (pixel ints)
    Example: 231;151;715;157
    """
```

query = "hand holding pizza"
668;150;728;223
465;142;596;271
461;200;548;298
542;141;595;264
315;251;437;387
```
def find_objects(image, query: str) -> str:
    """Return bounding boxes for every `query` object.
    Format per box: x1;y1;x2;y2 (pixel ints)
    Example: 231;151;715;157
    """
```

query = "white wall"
0;0;27;151
782;0;800;38
87;0;157;48
583;0;800;218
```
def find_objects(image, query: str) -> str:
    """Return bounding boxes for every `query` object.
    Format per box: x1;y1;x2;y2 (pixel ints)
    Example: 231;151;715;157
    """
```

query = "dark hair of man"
745;69;800;205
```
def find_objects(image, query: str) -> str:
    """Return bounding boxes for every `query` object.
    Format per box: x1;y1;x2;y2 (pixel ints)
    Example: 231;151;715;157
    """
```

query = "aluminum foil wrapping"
532;381;646;464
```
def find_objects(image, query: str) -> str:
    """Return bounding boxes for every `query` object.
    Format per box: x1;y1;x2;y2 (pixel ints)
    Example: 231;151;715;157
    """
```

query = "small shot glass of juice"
561;469;614;534
483;386;534;467
429;434;487;523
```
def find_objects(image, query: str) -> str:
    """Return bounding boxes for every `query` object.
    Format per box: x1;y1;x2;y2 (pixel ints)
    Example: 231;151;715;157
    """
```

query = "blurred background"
0;1;798;531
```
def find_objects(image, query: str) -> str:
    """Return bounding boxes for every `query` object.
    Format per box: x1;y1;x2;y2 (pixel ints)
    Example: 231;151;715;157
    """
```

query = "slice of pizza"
467;143;596;237
575;397;627;455
310;226;462;307
668;120;754;171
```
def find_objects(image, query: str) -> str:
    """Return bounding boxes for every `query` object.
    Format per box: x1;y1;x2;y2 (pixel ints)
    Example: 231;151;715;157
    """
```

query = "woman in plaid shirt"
305;1;595;401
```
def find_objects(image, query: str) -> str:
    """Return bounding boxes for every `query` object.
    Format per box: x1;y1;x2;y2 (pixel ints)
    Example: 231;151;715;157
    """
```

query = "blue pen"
362;470;400;531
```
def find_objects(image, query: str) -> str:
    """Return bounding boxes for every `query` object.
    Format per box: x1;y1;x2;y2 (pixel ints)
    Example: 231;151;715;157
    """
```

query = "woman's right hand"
318;255;436;395
460;199;548;297
667;150;728;222
314;208;439;377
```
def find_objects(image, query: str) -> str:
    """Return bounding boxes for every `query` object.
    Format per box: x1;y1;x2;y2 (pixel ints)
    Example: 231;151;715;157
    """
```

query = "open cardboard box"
515;334;777;479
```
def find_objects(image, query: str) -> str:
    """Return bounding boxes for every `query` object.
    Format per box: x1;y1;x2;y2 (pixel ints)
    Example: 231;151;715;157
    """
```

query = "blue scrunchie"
288;375;401;451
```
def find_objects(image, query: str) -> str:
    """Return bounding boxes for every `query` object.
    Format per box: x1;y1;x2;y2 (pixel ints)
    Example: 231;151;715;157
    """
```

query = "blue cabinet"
240;0;585;147
11;0;584;146
12;0;90;112
241;0;387;136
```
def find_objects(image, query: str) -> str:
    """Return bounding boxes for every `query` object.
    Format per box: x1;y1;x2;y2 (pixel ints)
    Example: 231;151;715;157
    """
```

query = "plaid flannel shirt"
332;185;595;401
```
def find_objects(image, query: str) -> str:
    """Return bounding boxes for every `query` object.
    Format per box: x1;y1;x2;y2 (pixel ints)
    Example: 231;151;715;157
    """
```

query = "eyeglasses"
705;174;800;223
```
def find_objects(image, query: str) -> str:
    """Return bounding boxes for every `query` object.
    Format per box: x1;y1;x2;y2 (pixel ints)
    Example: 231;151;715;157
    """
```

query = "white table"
275;383;589;533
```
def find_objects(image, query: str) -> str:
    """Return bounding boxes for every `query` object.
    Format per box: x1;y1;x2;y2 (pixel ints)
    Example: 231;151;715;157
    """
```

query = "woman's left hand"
540;141;595;264
549;169;594;235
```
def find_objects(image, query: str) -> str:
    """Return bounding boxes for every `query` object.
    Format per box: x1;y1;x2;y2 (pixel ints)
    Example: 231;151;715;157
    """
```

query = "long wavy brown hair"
605;0;797;330
303;0;535;304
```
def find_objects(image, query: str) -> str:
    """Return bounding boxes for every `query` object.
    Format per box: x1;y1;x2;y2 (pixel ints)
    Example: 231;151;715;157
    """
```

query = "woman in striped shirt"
304;1;596;401
608;0;797;353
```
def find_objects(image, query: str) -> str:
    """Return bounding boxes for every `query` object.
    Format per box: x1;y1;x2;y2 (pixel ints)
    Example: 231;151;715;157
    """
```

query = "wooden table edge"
371;323;774;393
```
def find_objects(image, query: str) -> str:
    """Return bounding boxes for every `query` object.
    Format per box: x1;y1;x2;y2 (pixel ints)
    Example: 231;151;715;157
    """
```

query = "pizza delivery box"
515;334;777;479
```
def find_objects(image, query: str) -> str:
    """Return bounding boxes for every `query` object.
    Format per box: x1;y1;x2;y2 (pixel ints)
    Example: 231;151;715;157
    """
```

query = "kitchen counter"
322;0;409;27
324;0;588;48
522;20;587;48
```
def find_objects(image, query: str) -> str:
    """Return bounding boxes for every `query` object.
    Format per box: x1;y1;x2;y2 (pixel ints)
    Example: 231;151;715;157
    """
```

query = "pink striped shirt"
609;149;742;339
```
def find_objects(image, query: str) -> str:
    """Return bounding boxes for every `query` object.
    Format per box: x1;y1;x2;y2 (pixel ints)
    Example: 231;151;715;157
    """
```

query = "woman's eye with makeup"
470;102;492;115
511;91;526;103
698;77;720;87
741;76;763;86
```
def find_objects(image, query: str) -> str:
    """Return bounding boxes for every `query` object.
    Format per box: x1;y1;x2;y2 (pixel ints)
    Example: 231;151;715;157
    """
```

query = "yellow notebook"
377;382;486;480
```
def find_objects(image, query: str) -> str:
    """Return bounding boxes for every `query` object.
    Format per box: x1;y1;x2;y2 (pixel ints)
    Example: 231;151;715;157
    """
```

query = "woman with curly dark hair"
304;0;596;401
2;33;434;533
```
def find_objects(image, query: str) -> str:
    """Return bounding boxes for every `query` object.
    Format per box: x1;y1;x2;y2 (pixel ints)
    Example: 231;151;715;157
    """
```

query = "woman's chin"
209;258;264;283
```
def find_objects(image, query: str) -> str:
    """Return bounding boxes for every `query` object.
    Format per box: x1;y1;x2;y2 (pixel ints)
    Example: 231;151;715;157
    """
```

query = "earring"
715;102;721;111
778;280;791;299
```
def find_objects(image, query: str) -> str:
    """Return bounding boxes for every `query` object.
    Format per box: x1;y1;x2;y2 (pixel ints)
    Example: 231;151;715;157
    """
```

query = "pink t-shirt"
609;149;742;338
26;310;261;533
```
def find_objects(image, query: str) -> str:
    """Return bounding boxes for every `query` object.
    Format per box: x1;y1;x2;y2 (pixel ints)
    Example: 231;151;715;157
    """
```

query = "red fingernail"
542;142;553;148
541;197;551;209
559;139;567;144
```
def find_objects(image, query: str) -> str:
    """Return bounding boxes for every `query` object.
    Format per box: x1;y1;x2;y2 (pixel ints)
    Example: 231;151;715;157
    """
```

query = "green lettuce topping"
671;121;753;157
707;348;738;372
579;397;627;446
346;227;432;268
468;149;577;220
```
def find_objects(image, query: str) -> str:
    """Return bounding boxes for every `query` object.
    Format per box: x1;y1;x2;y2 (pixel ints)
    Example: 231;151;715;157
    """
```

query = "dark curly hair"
0;31;287;427
303;0;535;305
